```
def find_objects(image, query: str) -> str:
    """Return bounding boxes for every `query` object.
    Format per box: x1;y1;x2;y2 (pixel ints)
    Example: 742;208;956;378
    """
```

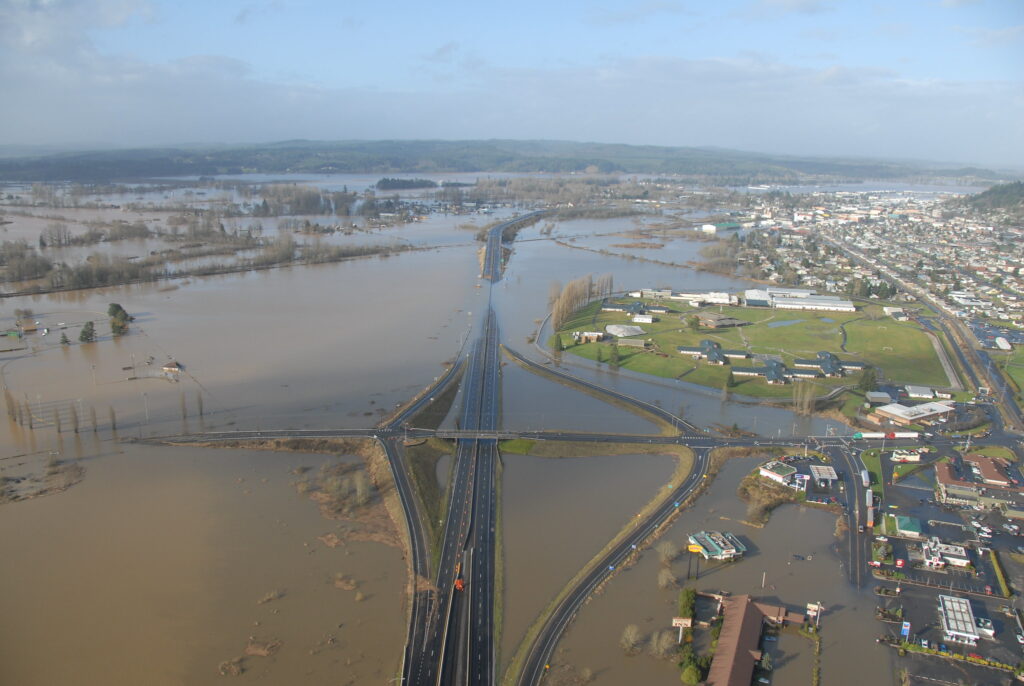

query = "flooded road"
0;187;870;684
500;451;676;671
547;457;895;686
0;245;480;683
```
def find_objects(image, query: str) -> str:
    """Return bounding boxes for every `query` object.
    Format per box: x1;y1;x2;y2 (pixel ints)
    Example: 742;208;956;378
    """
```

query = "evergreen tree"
857;368;877;392
78;321;95;343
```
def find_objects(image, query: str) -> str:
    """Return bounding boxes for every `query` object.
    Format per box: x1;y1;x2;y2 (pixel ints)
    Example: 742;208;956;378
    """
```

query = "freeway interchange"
146;211;1024;686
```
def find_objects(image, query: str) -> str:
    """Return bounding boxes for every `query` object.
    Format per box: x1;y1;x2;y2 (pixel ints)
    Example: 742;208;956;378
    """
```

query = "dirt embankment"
736;470;842;526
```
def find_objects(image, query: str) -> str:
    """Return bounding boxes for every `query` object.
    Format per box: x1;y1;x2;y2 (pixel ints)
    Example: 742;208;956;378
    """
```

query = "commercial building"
572;331;604;344
921;537;971;569
759;460;798;486
743;288;855;312
705;595;804;686
891;449;921;463
792;351;867;377
809;464;839;487
605;324;645;338
938;595;980;645
732;358;789;384
617;338;648;349
934;458;1024;517
905;385;936;399
688;531;748;561
894;516;924;538
871;401;955;427
772;295;856;312
602;301;644;315
964;454;1014;487
676;339;751;365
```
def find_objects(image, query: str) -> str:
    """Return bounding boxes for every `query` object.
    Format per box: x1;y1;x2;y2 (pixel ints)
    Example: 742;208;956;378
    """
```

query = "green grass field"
552;298;950;398
860;448;885;498
989;348;1024;395
965;445;1017;462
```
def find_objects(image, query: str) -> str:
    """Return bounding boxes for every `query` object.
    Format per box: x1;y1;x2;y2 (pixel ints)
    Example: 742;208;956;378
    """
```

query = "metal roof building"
688;531;748;561
938;595;980;645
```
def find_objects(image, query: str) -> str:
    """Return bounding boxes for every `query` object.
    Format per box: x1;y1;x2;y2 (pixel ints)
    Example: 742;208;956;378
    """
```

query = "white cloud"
0;2;1020;166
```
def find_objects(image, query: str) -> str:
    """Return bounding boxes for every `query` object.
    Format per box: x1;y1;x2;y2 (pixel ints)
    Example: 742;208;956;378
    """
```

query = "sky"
1;0;1022;166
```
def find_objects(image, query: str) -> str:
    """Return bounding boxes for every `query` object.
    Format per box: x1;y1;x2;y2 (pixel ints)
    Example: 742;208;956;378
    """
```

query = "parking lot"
867;441;1024;683
876;584;1024;685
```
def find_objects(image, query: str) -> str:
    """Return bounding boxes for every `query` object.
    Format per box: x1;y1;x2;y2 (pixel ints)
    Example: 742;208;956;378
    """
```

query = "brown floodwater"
0;246;483;683
499;358;660;435
0;246;481;440
499;451;676;671
0;182;888;684
548;457;896;686
0;443;405;685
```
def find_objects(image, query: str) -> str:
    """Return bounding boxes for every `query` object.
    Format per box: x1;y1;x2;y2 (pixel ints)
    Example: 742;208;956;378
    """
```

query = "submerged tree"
78;321;95;343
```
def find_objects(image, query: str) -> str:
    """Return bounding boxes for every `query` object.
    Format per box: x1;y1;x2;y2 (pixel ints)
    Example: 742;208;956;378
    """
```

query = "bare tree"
353;471;371;506
620;624;643;655
656;540;680;566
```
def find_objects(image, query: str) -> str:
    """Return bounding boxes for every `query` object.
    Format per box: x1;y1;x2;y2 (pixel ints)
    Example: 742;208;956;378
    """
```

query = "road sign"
672;617;692;628
901;621;911;637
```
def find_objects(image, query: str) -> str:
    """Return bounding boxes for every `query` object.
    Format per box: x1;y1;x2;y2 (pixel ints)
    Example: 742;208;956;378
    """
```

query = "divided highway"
149;210;1012;686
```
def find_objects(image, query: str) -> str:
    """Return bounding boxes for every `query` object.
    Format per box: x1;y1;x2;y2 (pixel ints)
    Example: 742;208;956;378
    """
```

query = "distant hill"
0;139;1013;184
965;181;1024;212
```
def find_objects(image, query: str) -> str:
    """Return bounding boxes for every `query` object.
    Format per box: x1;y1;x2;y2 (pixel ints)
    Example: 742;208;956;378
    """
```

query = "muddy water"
494;223;847;437
0;247;481;441
500;358;660;434
0;444;405;685
0;246;485;682
499;451;676;671
549;457;895;686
